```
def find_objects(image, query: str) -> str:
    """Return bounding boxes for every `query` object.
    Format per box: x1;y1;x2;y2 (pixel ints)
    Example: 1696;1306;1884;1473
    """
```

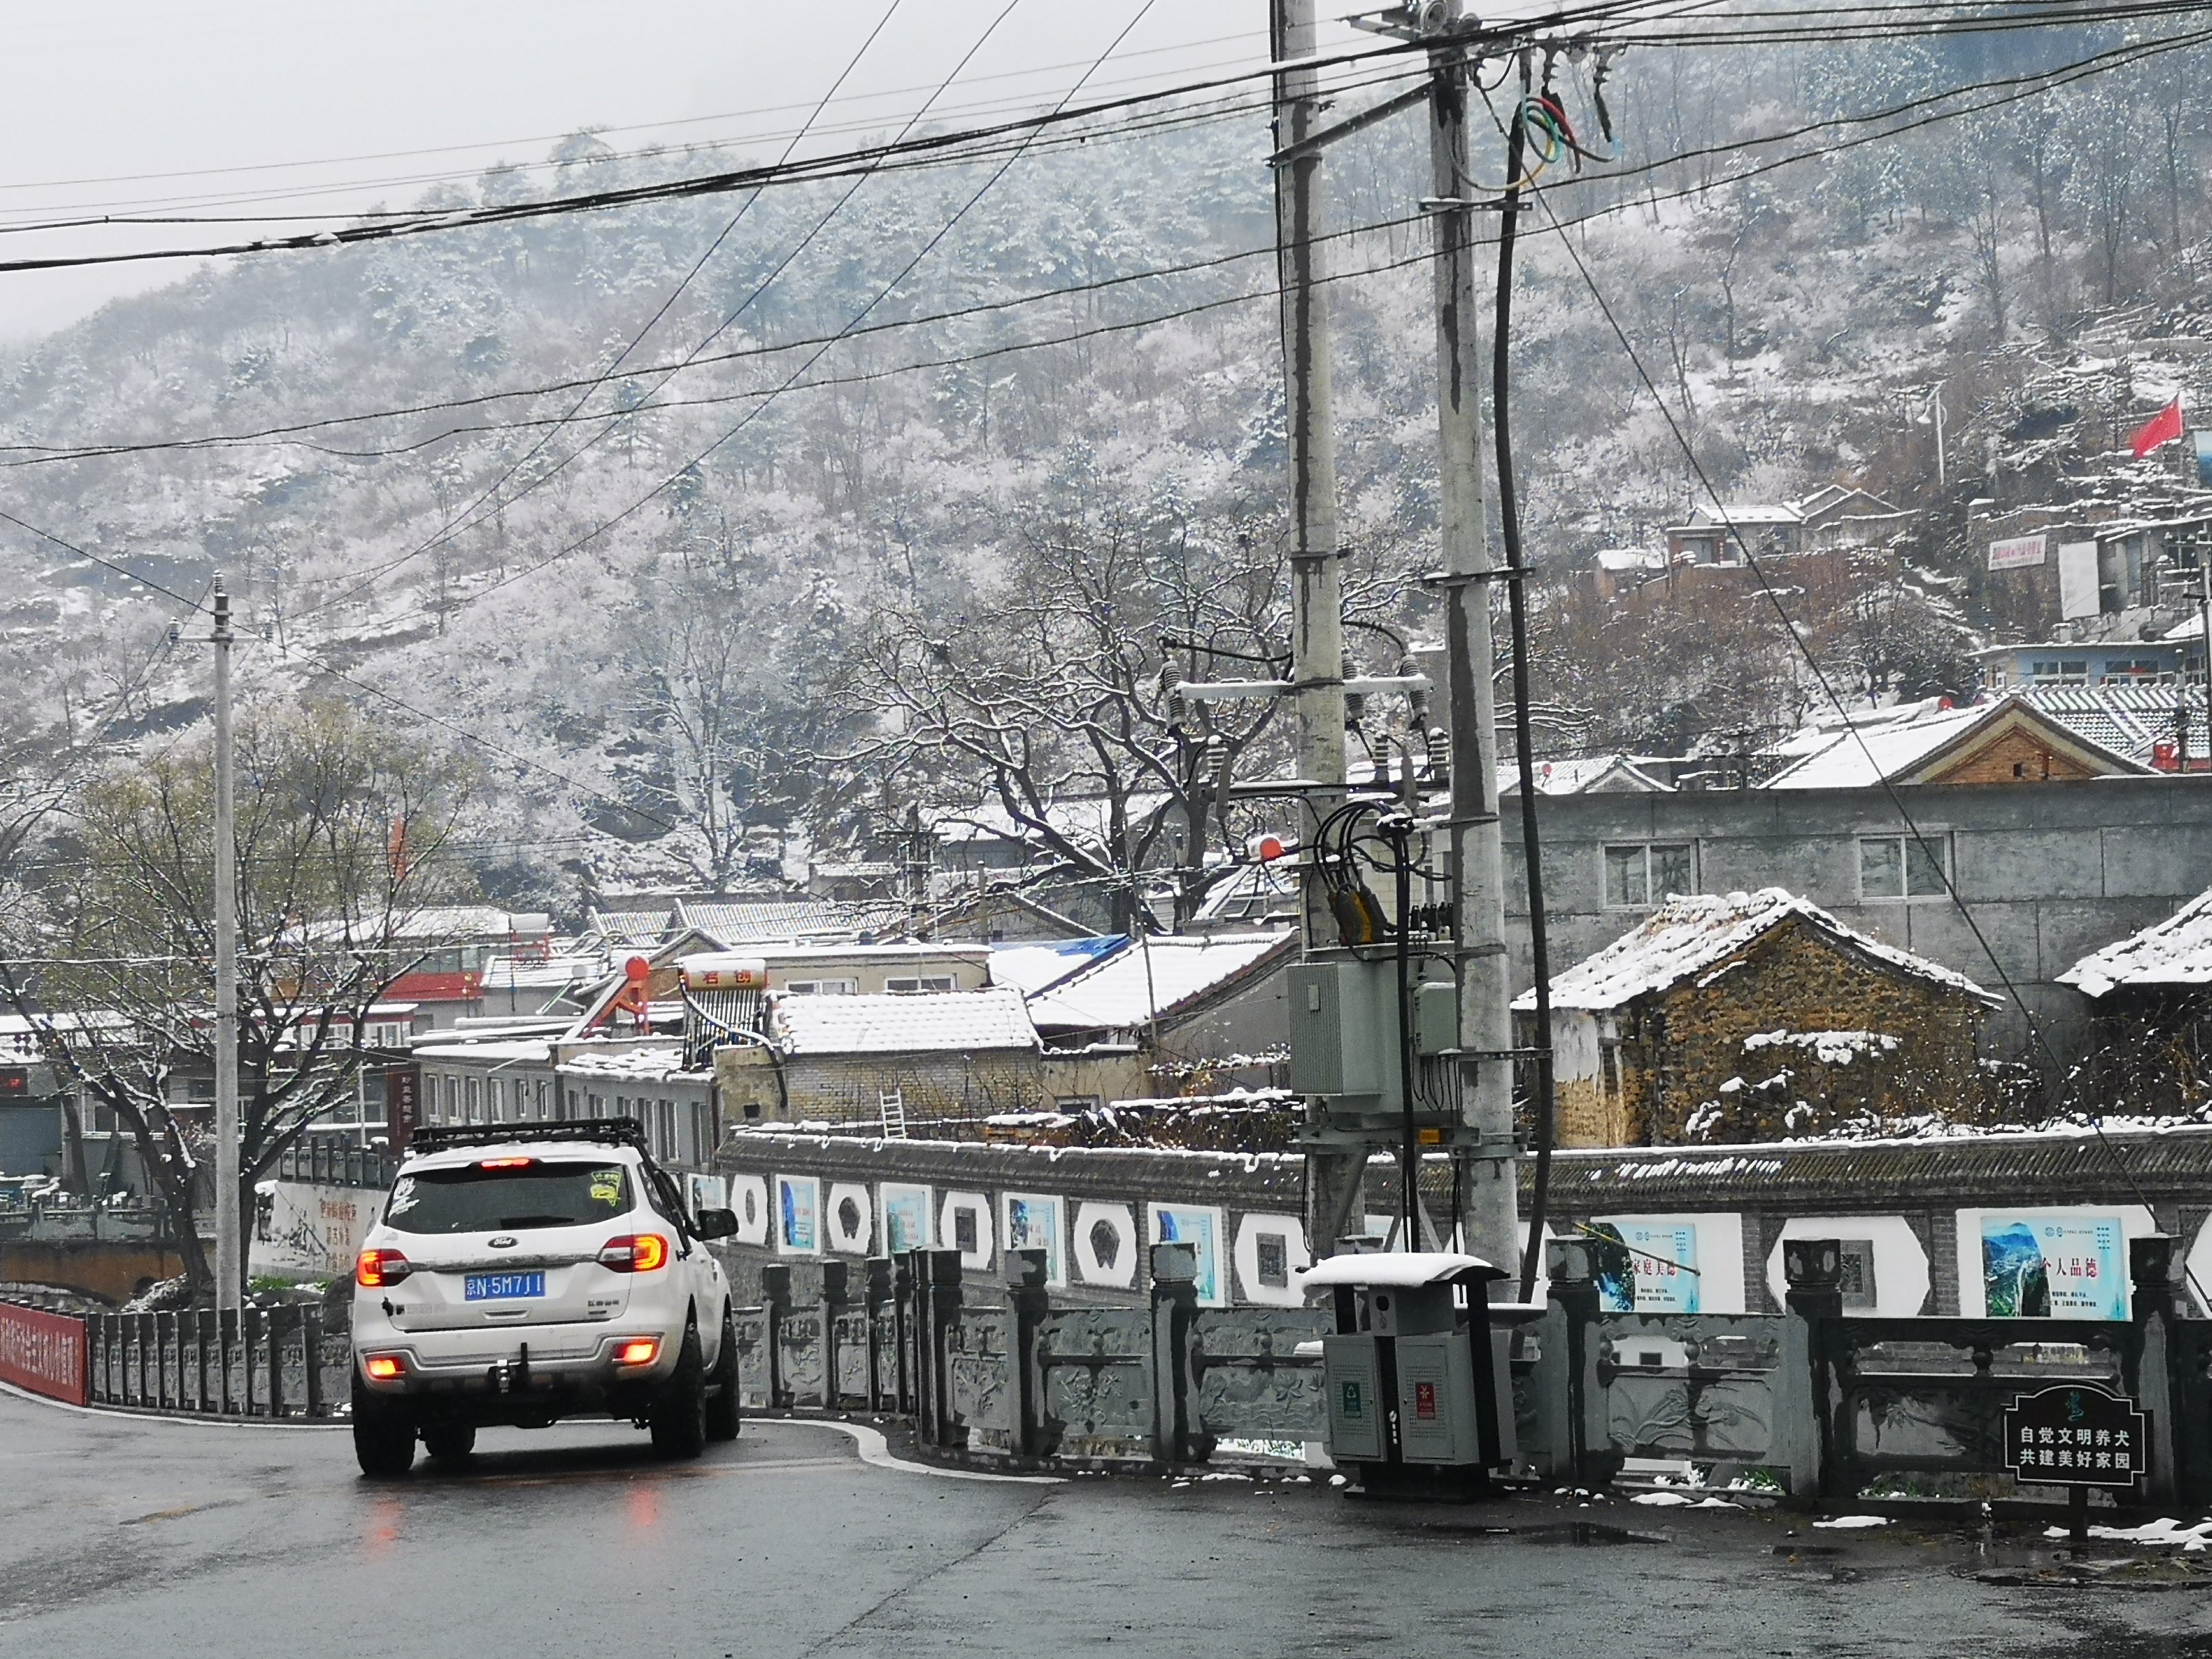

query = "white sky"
0;0;1375;345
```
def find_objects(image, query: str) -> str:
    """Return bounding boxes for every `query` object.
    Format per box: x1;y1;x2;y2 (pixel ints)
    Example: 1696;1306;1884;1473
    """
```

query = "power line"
0;27;1275;212
343;0;1178;635
365;0;923;624
3;17;2187;481
1515;152;2209;1304
0;35;1444;279
335;0;1033;622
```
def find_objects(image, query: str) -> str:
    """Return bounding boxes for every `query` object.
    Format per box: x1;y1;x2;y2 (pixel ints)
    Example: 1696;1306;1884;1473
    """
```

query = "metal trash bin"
1299;1251;1513;1500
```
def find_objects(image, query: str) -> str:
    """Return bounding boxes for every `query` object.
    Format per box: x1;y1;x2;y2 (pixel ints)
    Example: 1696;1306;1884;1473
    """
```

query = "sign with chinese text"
0;1302;87;1405
1590;1221;1700;1315
1981;1213;2127;1320
1989;534;2048;570
2003;1384;2147;1489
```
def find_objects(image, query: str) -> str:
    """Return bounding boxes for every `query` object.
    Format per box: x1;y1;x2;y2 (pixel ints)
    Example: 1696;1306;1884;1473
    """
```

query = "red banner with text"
0;1302;88;1405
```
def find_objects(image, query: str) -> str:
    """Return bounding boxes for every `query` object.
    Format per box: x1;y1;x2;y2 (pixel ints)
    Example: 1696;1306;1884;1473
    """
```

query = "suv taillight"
357;1247;413;1288
597;1233;669;1273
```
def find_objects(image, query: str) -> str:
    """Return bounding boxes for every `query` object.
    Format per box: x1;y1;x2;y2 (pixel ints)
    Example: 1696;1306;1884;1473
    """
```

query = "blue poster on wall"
1588;1221;1700;1315
1982;1214;2125;1320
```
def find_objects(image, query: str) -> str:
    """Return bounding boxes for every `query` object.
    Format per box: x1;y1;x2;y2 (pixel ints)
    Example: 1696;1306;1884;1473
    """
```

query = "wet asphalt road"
2;1389;2211;1656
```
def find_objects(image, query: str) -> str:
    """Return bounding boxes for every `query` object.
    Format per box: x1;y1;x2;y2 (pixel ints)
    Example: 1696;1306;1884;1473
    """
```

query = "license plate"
464;1271;545;1301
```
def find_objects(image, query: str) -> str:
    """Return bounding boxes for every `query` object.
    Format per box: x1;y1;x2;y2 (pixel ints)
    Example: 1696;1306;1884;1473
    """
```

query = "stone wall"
1632;918;1988;1144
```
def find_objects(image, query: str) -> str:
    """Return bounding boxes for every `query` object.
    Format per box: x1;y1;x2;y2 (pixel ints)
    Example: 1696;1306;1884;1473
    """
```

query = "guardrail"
274;1142;397;1191
10;1232;2204;1509
82;1307;351;1418
731;1242;1327;1466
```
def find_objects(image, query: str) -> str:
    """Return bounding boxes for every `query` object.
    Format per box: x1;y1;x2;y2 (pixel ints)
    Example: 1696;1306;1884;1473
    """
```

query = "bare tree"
0;699;477;1297
849;498;1321;931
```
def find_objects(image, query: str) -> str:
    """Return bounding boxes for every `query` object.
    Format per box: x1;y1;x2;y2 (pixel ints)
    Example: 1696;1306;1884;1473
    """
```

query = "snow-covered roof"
1594;548;1665;572
1683;503;1803;527
586;908;675;948
1498;754;1672;796
1760;695;2150;789
412;1037;554;1064
2060;888;2212;997
1516;888;1997;1014
1025;931;1296;1033
2017;683;2208;767
683;899;908;945
987;937;1126;996
559;1042;709;1083
391;906;550;940
1299;1251;1504;1288
766;987;1039;1056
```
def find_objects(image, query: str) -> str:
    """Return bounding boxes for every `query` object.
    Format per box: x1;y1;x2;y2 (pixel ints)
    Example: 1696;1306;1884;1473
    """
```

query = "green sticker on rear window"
589;1168;622;1205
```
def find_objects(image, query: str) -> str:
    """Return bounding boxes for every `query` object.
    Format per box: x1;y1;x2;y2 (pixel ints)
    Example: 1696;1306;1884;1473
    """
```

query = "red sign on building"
384;1064;421;1153
0;1302;88;1406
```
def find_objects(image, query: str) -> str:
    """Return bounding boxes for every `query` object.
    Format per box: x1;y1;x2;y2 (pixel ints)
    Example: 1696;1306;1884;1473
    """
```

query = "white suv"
349;1119;740;1476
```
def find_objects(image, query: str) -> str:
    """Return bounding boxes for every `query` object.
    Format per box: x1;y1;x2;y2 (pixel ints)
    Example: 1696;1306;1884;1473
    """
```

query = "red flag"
2131;397;2184;458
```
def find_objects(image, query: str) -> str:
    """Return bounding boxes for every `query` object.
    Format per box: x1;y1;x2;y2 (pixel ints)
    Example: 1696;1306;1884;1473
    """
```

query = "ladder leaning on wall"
879;1088;908;1139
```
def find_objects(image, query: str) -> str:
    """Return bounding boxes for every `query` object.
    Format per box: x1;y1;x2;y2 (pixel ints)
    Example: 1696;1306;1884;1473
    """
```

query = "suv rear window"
384;1161;634;1234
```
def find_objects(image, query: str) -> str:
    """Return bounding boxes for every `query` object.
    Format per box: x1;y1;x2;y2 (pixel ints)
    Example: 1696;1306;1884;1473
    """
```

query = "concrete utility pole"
212;578;240;1316
1426;7;1519;1275
1272;0;1359;1248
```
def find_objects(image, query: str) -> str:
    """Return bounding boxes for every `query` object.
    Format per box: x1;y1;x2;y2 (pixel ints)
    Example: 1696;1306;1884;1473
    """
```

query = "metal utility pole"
1272;0;1359;1252
212;578;240;1317
1426;5;1519;1275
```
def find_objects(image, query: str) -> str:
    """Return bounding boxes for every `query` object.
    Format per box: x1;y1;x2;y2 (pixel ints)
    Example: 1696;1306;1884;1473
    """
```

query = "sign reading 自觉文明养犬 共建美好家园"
2003;1384;2147;1489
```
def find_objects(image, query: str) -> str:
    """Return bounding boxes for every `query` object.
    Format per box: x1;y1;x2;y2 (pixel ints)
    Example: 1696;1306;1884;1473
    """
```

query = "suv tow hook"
489;1344;534;1395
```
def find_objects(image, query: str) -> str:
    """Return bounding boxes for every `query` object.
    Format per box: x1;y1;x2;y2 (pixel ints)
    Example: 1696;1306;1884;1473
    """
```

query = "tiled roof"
2061;885;2212;997
768;988;1039;1056
1760;694;2148;788
682;899;908;945
587;908;674;948
1517;887;1996;1014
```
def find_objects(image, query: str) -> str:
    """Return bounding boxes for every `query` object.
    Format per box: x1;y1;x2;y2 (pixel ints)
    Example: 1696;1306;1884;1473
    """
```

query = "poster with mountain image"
1982;1215;2125;1320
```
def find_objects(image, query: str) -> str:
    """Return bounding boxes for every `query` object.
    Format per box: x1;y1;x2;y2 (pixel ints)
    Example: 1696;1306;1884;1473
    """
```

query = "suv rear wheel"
650;1322;708;1459
705;1307;740;1443
352;1377;416;1478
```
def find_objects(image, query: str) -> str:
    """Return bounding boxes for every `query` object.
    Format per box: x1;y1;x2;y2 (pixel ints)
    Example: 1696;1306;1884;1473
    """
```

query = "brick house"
1760;694;2153;789
1515;888;2000;1148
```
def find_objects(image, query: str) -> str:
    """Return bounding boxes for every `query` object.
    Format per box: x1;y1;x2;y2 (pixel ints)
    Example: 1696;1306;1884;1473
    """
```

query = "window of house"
883;976;957;994
784;978;858;996
488;1078;504;1122
1859;834;1948;900
464;1076;481;1123
535;1078;549;1121
1603;842;1694;908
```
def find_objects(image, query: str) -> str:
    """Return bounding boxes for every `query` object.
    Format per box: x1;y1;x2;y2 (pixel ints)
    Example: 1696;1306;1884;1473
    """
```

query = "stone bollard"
1150;1241;1199;1467
1004;1247;1050;1459
2126;1234;2179;1507
910;1248;964;1448
1779;1238;1846;1506
820;1260;851;1410
865;1258;896;1412
1537;1238;1607;1487
762;1264;794;1409
891;1253;915;1415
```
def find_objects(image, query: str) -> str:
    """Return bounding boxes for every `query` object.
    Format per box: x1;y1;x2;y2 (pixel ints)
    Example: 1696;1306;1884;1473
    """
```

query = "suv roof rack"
407;1118;651;1157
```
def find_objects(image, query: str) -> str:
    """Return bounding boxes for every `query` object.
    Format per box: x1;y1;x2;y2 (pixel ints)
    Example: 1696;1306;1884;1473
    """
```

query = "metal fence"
83;1306;351;1419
